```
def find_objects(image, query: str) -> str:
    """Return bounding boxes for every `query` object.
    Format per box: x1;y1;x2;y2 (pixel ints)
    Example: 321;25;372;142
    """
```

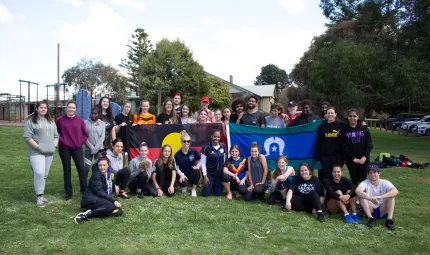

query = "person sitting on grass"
152;144;177;197
267;156;295;206
128;142;157;198
355;164;399;230
285;162;325;222
222;145;248;200
106;139;131;200
74;154;122;224
325;165;361;224
242;142;268;201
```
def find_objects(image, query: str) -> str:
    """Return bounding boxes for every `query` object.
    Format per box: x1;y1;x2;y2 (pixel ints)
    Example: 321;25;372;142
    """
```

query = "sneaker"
317;212;325;223
191;189;197;197
41;196;49;204
344;214;354;224
226;192;233;200
74;212;89;224
65;195;72;201
137;192;145;199
182;187;187;194
351;214;362;224
385;219;395;231
118;192;130;200
36;196;45;208
367;217;377;228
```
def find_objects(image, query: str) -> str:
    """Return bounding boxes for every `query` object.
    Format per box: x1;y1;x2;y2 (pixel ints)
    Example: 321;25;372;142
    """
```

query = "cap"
201;96;210;103
368;164;381;173
288;101;297;107
173;93;181;98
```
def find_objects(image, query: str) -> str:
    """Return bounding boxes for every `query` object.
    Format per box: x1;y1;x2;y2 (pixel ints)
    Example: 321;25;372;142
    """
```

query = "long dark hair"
299;162;313;176
162;99;178;124
97;151;111;166
156;144;174;170
227;144;242;170
31;100;53;124
122;100;133;121
98;96;114;126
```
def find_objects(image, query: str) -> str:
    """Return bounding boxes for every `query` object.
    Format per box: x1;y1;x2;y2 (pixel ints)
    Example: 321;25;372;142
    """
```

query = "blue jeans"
202;175;223;197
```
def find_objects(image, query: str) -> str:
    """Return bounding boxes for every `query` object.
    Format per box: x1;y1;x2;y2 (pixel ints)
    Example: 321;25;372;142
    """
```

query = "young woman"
180;104;196;124
341;108;373;186
98;97;115;150
222;145;247;200
315;107;345;187
156;99;178;125
106;139;131;199
267;156;295;205
265;103;286;128
198;109;211;124
174;131;201;197
201;129;227;197
242;142;268;201
325;165;361;224
84;106;105;174
213;109;223;123
128;142;156;198
133;100;156;125
113;101;133;163
152;144;177;197
56;101;88;201
24;100;59;207
74;155;122;224
285;163;325;222
222;107;232;123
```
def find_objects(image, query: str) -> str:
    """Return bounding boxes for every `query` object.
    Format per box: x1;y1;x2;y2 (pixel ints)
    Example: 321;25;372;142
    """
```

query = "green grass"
0;127;429;254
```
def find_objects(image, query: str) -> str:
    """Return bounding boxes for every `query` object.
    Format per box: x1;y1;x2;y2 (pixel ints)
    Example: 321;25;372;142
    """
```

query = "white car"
416;123;430;136
401;115;430;132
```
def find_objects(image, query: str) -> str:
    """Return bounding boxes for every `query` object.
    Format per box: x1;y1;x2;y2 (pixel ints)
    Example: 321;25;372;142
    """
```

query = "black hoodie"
315;120;345;161
341;124;373;162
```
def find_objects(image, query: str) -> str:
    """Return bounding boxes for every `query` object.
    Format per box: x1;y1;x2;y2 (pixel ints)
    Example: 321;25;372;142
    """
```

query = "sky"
0;0;328;101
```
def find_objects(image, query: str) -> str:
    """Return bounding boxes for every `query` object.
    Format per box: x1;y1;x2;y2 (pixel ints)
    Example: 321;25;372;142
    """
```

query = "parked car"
415;123;430;136
392;118;420;131
401;115;430;132
381;113;425;130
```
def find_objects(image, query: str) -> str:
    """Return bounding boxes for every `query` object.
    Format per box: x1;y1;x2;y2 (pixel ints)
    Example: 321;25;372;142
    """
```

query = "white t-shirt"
358;179;395;209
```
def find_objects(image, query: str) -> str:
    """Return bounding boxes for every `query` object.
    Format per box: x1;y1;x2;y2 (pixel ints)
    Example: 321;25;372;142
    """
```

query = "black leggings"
177;169;201;187
268;181;288;205
319;154;343;187
115;167;131;190
59;147;87;196
222;174;239;191
238;183;267;201
128;172;157;197
346;161;368;186
291;190;322;213
84;198;121;218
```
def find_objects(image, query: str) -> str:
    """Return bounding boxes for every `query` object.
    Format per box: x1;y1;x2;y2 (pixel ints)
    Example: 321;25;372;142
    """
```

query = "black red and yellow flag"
127;123;223;162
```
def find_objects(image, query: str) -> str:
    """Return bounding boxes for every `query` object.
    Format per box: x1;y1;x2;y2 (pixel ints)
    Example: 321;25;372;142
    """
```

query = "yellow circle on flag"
162;132;182;156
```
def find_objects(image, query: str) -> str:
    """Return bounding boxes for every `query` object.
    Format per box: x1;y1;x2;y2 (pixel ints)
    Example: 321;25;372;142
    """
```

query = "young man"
173;93;182;116
285;101;301;126
355;164;399;230
320;101;331;119
195;96;214;122
238;95;266;127
230;98;246;124
290;100;320;126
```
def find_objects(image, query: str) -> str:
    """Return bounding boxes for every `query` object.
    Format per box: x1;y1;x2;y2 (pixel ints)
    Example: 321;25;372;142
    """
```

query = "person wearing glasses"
174;131;201;197
238;95;266;128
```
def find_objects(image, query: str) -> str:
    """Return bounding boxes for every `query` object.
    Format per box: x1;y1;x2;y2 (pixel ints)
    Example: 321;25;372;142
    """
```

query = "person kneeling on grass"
355;164;399;230
325;165;361;224
74;154;122;224
267;156;295;206
222;145;248;200
285;163;325;222
152;144;177;197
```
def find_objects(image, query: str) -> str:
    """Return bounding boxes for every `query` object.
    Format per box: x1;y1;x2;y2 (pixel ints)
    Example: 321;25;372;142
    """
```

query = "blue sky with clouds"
0;0;328;100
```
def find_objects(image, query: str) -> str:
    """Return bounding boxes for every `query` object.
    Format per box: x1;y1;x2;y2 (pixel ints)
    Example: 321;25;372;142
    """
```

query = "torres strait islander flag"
127;123;222;162
227;121;322;171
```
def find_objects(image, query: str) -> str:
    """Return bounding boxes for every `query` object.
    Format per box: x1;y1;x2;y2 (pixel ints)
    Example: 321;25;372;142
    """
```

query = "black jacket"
315;120;345;161
291;114;320;126
341;124;373;162
81;168;115;207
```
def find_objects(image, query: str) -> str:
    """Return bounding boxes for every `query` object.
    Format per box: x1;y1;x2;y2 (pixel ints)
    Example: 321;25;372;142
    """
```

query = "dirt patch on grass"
423;177;430;183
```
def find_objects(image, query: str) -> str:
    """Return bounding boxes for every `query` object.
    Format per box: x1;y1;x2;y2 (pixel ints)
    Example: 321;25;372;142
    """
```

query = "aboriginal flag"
127;123;222;162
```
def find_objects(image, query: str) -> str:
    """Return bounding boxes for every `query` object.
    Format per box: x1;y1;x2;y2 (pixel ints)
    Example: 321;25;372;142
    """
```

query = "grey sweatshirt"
106;149;124;175
84;119;105;155
24;117;59;156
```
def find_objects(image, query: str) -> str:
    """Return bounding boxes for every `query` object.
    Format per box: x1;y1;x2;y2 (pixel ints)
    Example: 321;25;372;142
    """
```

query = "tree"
139;39;210;114
207;77;231;110
254;64;290;90
119;28;153;90
62;58;130;102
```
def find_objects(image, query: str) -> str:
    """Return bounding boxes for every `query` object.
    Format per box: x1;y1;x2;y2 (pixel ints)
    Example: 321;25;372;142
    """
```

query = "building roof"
240;85;276;98
204;71;255;95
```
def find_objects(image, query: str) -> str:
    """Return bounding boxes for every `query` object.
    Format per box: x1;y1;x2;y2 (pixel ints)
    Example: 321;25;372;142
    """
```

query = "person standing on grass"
201;129;227;197
56;101;88;201
290;100;319;126
325;165;361;224
285;163;325;222
242;142;268;201
180;104;196;124
315;107;344;187
222;107;232;123
112;100;133;163
239;96;266;127
174;131;201;197
152;144;177;197
84;106;105;175
265;103;287;128
355;165;398;230
222;145;248;200
198;109;211;124
285;101;301;126
230;98;246;124
195;96;214;123
98;97;115;151
173;93;182;116
267;156;295;206
156;99;178;125
74;154;122;224
341;108;373;186
24;100;59;207
128;142;156;198
133;100;156;125
320;101;331;119
105;139;131;200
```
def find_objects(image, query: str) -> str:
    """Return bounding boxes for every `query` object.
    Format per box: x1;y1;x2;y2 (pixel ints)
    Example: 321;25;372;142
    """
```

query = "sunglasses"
182;140;191;143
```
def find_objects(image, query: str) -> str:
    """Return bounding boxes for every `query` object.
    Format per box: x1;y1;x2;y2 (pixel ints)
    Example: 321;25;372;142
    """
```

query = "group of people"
23;94;399;230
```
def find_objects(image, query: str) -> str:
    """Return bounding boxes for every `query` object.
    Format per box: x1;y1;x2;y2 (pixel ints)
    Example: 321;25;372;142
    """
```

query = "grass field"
0;126;429;255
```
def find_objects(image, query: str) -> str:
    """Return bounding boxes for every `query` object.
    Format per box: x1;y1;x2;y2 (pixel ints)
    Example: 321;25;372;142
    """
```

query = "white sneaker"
191;189;197;197
41;196;49;204
182;187;187;193
36;196;45;208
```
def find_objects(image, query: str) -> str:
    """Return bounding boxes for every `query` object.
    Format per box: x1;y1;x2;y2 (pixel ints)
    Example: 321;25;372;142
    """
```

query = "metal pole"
19;80;22;122
28;81;30;116
57;43;60;117
36;83;39;102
